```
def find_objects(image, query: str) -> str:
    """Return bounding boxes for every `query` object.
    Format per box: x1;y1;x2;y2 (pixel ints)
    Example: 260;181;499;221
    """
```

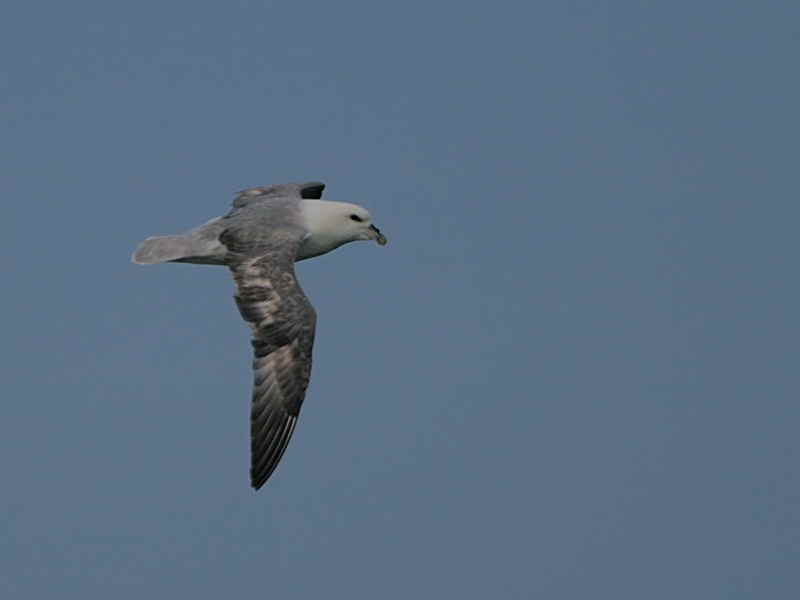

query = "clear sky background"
2;1;799;597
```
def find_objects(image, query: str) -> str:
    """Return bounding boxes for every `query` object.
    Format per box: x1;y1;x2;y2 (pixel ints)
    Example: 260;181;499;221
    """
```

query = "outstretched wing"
227;240;316;490
233;181;325;208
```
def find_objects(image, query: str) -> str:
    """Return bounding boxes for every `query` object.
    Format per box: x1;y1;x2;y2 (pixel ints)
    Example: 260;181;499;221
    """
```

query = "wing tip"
249;416;298;491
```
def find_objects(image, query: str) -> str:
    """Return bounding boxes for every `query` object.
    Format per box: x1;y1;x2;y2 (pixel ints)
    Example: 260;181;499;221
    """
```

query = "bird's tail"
132;216;227;265
131;234;198;264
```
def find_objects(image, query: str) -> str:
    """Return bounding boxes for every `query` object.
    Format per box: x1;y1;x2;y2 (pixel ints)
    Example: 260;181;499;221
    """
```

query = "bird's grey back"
132;181;323;266
219;197;306;257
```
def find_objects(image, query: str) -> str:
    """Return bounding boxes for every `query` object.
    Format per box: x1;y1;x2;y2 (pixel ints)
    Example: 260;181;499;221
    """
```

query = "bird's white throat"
297;200;361;260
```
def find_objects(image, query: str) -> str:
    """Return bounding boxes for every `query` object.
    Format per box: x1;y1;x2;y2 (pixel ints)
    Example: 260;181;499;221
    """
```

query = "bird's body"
132;181;386;489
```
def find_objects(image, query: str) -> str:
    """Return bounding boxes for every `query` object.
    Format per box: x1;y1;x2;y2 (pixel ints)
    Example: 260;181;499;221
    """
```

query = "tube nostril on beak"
369;224;387;245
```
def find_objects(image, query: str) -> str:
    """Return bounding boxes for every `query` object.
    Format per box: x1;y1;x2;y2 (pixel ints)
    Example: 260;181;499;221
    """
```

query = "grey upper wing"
224;234;317;490
233;181;325;208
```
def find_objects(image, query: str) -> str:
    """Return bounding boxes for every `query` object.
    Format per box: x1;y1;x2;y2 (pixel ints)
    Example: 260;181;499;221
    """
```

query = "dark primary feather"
232;181;325;208
224;234;317;490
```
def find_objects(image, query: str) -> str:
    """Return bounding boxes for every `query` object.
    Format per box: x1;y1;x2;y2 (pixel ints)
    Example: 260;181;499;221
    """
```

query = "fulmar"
132;181;387;490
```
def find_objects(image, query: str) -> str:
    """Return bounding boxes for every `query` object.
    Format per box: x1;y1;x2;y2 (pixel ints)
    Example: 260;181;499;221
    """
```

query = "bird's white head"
298;200;387;260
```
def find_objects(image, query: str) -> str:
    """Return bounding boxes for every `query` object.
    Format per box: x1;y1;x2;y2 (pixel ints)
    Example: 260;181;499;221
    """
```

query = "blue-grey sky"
2;1;798;597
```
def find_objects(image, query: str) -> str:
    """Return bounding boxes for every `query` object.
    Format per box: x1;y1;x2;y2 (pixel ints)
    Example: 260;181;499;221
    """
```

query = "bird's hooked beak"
369;224;388;246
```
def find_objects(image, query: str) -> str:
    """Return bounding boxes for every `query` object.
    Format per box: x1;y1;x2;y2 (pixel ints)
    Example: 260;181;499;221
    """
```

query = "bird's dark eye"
350;214;363;222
